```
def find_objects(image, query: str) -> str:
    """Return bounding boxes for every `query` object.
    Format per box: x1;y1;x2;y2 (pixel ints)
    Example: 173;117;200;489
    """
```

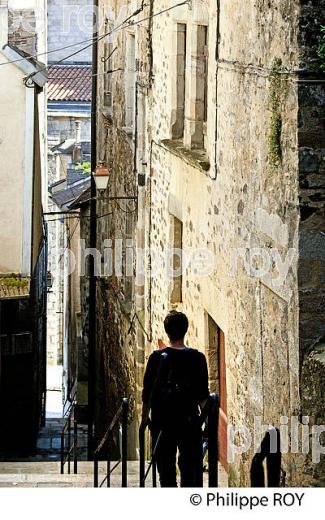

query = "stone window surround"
170;21;209;157
103;19;114;116
169;214;183;305
124;30;136;135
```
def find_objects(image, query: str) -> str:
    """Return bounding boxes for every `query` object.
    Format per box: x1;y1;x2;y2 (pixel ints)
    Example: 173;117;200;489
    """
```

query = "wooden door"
207;315;228;471
218;328;228;471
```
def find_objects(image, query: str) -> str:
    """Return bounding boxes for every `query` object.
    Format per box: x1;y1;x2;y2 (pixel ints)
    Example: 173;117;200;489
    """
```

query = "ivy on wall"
316;25;325;72
268;58;287;169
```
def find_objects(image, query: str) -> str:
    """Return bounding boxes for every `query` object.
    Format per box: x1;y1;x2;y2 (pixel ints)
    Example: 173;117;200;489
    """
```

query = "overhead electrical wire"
47;68;123;80
1;0;190;76
45;202;135;223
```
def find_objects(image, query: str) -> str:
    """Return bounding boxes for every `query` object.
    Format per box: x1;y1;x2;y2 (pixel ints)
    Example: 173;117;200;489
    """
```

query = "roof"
0;276;30;300
0;44;48;87
48;65;92;102
49;174;91;211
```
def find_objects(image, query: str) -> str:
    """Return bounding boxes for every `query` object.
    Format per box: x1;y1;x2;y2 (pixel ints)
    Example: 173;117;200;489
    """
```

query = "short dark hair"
164;311;189;341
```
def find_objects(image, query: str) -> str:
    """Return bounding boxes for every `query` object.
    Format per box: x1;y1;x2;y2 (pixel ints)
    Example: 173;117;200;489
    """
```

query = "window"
103;21;114;112
170;216;183;304
0;334;10;355
184;24;208;150
194;25;208;149
0;333;33;356
172;23;187;139
125;33;136;130
206;315;228;471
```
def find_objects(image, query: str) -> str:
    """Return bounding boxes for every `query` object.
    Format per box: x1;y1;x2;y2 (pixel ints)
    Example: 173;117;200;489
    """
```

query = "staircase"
0;461;228;487
0;461;146;487
0;394;228;487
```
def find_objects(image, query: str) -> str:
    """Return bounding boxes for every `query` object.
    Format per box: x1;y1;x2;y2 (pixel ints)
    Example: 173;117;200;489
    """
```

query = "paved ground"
0;461;227;487
0;418;88;462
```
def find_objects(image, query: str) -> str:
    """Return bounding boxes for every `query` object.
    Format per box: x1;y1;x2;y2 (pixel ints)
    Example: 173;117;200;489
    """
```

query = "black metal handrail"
250;427;282;487
60;398;78;475
139;392;220;487
93;398;129;488
63;385;77;417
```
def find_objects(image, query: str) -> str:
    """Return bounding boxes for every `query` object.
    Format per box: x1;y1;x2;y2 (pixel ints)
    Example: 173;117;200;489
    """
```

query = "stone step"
0;474;143;488
0;461;227;487
0;461;138;474
0;461;152;487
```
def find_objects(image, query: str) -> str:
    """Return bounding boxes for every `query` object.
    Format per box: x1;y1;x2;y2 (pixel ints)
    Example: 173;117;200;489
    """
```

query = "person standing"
142;310;209;487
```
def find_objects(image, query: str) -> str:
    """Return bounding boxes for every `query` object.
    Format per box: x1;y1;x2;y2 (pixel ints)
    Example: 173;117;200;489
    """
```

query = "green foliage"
268;58;286;169
316;25;325;72
269;113;283;168
76;162;91;174
0;277;28;288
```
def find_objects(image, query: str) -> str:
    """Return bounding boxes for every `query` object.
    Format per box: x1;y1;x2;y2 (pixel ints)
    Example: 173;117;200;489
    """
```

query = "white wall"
0;54;27;273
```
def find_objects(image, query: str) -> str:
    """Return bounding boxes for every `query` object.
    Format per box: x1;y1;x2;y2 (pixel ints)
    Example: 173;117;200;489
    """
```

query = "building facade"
94;0;325;485
0;1;48;451
46;0;92;406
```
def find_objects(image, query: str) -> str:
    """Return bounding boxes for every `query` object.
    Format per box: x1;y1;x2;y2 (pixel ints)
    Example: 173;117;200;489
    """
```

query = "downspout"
88;0;99;459
213;0;221;180
134;81;139;174
22;86;35;276
148;0;154;85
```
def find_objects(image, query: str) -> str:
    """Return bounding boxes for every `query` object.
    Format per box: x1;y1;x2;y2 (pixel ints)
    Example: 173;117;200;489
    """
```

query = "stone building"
94;0;325;484
46;0;92;407
47;0;93;65
0;0;48;451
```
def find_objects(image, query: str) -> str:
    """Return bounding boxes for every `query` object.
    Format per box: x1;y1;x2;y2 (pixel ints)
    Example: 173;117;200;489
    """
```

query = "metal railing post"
107;459;111;487
94;457;99;488
68;415;71;474
92;398;128;488
250;428;281;487
152;457;157;487
74;414;78;474
139;423;145;487
60;431;65;475
208;393;219;487
122;398;129;488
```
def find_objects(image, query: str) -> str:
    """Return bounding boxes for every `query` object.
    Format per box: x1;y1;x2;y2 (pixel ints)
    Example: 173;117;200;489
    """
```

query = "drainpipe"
213;0;221;180
88;0;98;460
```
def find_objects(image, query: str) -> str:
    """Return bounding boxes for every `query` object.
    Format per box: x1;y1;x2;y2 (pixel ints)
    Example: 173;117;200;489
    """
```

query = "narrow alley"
0;0;324;504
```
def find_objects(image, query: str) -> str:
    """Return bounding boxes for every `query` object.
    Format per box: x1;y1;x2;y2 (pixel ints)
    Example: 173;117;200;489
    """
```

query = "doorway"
206;314;228;471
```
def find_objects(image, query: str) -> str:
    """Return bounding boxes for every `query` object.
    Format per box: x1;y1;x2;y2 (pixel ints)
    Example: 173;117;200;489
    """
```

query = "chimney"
0;1;8;49
75;120;82;146
72;121;82;164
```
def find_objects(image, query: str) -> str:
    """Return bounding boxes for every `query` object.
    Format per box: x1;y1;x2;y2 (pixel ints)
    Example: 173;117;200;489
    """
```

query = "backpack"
151;349;195;424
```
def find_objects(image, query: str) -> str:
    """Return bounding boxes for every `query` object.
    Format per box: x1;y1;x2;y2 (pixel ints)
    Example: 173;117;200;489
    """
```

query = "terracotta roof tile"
48;65;92;102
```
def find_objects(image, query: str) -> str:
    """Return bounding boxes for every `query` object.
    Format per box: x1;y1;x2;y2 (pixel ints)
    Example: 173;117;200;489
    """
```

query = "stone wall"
296;0;325;484
142;0;302;486
47;152;64;366
47;0;93;64
8;9;37;55
48;113;91;143
93;0;141;454
96;0;324;484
